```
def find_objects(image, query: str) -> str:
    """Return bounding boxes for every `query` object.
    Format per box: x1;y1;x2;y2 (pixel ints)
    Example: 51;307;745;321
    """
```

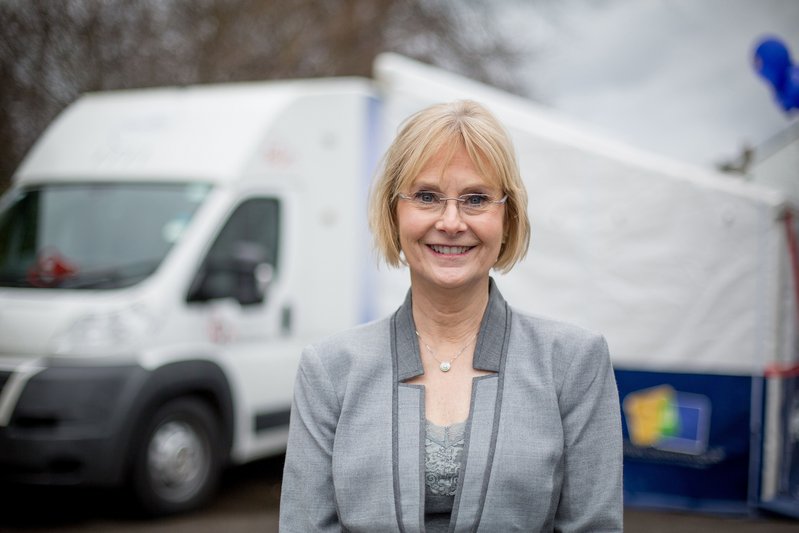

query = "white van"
0;78;380;514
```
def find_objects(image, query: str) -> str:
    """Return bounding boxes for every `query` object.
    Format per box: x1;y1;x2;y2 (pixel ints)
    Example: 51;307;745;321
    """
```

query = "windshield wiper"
0;260;161;289
57;260;161;289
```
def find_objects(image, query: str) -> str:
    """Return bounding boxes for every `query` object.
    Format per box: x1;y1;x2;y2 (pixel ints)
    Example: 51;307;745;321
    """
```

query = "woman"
279;100;622;532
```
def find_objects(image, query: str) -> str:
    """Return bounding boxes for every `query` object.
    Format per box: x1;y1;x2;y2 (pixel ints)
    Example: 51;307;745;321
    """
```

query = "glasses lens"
460;194;490;214
408;191;440;210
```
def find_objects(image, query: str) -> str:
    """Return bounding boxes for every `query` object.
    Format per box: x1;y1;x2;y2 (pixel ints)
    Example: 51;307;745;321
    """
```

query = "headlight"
51;303;157;357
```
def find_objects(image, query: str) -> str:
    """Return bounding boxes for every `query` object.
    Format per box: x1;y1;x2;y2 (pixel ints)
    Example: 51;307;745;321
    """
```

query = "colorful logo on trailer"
622;385;712;455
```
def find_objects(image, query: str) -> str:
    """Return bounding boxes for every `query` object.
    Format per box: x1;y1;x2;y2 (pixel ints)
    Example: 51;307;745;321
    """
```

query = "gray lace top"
424;419;466;532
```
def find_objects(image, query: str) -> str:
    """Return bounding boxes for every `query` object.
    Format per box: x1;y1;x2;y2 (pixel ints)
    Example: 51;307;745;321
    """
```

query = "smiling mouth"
428;244;475;255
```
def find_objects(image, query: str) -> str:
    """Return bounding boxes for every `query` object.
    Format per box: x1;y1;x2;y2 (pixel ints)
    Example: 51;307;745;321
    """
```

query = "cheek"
480;217;505;249
395;204;422;247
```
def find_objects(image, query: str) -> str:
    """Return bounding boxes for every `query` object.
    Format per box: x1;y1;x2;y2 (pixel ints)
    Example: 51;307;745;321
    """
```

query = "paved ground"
1;454;798;532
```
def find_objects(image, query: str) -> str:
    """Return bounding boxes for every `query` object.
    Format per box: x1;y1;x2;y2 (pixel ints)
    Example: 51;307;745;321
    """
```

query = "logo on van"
622;385;711;455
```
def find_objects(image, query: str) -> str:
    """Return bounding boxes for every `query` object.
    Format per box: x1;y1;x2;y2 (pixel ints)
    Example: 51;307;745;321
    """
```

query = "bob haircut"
369;99;530;273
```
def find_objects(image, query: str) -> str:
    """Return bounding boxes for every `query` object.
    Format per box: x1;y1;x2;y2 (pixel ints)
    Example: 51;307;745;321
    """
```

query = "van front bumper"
0;364;148;486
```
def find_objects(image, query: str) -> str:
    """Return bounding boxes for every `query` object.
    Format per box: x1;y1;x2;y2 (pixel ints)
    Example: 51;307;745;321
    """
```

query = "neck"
410;276;490;343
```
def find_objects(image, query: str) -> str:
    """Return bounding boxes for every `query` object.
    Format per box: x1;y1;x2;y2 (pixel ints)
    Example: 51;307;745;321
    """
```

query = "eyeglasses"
397;191;508;216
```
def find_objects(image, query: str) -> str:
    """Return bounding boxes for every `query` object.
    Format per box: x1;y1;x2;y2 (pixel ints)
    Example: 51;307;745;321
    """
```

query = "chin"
427;270;487;290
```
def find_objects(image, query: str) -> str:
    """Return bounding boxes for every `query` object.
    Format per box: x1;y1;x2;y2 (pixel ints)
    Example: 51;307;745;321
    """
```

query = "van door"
186;196;300;458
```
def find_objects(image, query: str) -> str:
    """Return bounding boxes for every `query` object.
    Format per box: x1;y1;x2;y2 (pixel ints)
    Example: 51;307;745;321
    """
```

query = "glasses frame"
397;191;508;216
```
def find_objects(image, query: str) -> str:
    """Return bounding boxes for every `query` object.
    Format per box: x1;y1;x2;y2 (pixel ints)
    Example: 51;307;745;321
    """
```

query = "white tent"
373;53;799;515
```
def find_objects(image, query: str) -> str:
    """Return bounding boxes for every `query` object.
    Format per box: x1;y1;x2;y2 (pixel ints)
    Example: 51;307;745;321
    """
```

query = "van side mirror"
187;242;273;306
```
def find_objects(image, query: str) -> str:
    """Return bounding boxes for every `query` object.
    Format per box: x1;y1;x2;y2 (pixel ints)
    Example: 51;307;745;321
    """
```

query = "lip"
426;244;476;256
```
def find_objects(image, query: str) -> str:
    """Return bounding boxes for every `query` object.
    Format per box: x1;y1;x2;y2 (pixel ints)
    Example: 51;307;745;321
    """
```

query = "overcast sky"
499;0;799;169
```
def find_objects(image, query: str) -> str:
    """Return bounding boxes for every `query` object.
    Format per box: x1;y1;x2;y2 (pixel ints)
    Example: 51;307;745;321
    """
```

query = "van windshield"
0;182;211;289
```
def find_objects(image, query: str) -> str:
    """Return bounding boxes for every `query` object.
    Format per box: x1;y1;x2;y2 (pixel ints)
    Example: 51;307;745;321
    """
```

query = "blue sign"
616;369;754;514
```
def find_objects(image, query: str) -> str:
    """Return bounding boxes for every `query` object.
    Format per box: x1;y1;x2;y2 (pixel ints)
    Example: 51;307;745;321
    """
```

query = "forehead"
401;143;501;191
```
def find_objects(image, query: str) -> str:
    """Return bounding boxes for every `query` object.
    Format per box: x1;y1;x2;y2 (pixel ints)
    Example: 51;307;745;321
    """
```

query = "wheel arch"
113;359;235;483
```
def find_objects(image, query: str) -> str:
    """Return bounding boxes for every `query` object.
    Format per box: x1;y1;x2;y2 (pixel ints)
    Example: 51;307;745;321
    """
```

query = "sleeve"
554;334;623;533
279;344;342;532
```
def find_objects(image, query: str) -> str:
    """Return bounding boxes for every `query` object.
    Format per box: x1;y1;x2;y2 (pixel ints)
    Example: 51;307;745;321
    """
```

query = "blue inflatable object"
753;36;799;113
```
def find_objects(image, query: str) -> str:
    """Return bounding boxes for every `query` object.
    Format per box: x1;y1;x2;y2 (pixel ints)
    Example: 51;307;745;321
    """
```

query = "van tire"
130;397;223;516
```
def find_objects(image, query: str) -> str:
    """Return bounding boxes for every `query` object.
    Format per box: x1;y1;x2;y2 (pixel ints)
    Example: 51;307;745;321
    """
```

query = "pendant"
439;361;451;372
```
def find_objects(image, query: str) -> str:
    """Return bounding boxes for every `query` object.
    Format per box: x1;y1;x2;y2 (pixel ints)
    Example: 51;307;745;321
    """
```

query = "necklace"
414;330;477;372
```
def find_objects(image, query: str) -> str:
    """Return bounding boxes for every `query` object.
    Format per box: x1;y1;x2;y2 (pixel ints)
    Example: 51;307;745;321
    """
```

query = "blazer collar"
393;278;508;382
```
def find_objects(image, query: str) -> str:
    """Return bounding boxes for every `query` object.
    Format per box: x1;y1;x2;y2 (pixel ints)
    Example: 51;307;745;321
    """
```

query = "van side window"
187;198;280;306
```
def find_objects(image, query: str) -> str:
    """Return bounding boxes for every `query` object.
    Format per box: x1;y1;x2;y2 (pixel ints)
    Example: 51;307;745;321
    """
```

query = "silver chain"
414;330;476;372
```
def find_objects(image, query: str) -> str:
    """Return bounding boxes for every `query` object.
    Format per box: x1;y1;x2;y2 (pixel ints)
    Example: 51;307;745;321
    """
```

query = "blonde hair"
368;100;530;273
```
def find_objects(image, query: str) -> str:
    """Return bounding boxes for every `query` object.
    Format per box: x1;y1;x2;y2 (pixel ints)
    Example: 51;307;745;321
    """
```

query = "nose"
435;199;466;233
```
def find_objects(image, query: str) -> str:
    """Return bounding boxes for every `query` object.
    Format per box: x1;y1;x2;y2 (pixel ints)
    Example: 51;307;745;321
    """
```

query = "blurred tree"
0;0;527;193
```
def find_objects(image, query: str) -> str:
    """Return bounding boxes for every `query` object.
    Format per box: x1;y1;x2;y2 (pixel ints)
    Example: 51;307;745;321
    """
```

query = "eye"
463;194;489;207
413;191;440;204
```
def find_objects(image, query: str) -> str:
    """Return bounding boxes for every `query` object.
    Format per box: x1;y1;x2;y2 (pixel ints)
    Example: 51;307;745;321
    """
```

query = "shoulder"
308;316;391;355
295;317;394;407
507;307;610;377
509;307;605;350
300;316;392;376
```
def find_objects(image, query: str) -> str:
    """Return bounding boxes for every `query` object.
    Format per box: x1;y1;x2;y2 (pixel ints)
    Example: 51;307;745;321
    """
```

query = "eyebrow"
410;181;443;192
411;176;495;189
410;183;496;196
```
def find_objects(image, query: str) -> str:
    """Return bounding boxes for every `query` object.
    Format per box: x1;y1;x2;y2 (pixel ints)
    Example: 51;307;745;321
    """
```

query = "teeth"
430;245;470;254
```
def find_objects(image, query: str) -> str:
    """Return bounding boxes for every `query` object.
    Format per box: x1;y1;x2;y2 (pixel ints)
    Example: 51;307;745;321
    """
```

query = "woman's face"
396;144;505;292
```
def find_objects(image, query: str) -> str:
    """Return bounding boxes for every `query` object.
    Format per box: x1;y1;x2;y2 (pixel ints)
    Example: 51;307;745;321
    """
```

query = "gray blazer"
280;280;623;532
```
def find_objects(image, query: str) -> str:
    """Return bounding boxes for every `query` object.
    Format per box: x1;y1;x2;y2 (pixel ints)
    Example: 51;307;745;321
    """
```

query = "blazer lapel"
392;291;425;532
396;383;425;532
451;375;499;533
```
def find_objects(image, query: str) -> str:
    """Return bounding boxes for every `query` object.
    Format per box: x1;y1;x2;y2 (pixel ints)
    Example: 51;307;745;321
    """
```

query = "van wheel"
130;397;223;516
